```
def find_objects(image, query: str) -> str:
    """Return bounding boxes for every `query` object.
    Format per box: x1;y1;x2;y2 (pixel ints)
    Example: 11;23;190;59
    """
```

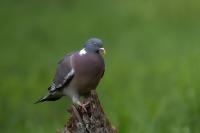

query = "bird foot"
79;101;90;112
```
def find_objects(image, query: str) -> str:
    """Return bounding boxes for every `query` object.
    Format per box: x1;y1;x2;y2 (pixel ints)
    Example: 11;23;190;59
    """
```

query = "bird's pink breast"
71;53;104;93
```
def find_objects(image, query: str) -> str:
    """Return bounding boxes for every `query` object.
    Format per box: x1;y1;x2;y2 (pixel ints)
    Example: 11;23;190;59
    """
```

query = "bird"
35;38;106;110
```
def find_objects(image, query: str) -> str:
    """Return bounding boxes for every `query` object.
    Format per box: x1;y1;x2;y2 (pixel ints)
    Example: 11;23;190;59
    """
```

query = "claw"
72;96;90;112
79;101;90;112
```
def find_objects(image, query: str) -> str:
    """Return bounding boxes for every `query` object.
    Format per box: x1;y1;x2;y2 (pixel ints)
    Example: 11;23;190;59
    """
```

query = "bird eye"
95;49;99;53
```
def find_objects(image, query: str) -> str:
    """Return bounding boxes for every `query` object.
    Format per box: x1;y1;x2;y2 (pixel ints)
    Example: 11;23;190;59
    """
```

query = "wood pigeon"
35;38;106;110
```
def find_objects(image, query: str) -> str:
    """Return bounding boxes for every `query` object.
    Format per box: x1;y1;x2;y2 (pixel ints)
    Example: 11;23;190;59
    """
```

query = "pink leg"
72;96;90;112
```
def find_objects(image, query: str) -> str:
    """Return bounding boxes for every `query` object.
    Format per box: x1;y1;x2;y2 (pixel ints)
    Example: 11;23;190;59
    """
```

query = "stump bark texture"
61;90;117;133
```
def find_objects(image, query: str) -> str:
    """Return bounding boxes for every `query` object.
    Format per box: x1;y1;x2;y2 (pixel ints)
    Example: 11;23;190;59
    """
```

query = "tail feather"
34;92;62;104
34;95;49;104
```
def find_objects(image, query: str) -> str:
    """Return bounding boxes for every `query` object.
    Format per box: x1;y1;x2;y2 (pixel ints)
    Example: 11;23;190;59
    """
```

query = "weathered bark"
60;90;117;133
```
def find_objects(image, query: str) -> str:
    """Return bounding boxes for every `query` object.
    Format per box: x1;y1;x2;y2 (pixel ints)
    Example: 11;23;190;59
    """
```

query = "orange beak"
99;48;106;55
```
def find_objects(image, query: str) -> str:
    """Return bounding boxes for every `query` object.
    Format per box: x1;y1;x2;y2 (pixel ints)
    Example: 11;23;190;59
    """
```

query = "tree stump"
61;90;117;133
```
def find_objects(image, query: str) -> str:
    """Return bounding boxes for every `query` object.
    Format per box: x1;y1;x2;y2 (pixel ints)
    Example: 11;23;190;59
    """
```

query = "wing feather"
48;54;74;92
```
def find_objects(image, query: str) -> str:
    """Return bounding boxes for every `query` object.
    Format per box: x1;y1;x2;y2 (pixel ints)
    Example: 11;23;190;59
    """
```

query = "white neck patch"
79;48;87;56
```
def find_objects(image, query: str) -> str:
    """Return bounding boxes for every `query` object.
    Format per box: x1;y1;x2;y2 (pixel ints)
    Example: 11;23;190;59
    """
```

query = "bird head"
84;38;106;56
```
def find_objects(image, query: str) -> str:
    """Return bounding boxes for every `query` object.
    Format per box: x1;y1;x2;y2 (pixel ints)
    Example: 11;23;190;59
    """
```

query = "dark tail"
34;95;49;104
34;92;62;104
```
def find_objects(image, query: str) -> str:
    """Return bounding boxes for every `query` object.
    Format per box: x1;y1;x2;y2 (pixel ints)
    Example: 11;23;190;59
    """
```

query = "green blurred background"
1;0;200;133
